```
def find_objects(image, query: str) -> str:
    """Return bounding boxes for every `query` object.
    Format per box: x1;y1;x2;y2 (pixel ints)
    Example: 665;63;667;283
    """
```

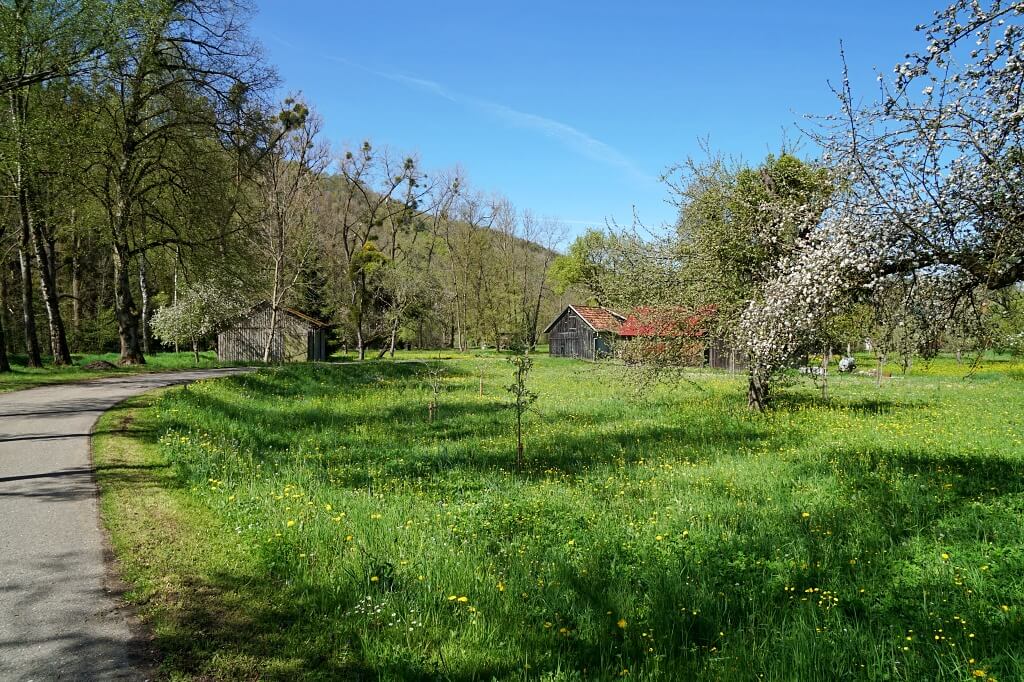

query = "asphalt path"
0;368;252;681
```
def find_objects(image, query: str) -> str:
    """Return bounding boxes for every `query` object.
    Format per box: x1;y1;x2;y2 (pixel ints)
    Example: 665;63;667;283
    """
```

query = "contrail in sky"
269;36;655;186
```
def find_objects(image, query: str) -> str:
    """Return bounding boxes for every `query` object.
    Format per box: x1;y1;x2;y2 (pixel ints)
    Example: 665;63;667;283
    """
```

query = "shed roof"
280;306;328;328
543;305;626;334
618;306;713;338
243;301;328;328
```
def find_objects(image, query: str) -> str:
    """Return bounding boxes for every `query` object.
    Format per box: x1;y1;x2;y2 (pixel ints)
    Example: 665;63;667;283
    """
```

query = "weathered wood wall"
218;306;325;362
548;309;599;360
706;339;748;371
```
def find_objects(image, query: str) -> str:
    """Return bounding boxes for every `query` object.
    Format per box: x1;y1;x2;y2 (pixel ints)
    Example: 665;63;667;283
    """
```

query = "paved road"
0;369;252;681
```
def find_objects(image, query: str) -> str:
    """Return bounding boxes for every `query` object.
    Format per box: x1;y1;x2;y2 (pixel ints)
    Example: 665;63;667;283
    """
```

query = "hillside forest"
0;0;573;368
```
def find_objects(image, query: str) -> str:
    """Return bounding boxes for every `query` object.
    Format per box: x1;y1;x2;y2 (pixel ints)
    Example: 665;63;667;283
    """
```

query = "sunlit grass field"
94;353;1024;680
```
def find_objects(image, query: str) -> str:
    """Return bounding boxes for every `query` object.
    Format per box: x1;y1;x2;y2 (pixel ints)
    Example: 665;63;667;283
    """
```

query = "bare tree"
252;98;327;363
324;142;424;359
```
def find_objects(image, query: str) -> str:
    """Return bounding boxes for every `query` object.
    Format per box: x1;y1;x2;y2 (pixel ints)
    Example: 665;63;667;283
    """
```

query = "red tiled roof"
619;306;713;338
571;306;626;332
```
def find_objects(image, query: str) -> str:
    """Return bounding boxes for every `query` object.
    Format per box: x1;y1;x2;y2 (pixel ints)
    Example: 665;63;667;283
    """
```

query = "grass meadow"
94;353;1024;680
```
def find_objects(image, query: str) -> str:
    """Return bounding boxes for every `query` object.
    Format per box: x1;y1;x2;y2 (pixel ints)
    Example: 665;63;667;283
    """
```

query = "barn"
619;306;746;370
543;305;626;360
218;302;328;363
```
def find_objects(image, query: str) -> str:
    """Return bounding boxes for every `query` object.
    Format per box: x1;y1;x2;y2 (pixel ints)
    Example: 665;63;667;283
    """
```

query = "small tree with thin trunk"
506;352;537;470
252;98;327;363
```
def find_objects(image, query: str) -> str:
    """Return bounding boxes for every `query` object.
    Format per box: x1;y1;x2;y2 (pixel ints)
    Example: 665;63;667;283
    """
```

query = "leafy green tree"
84;0;273;364
670;152;833;343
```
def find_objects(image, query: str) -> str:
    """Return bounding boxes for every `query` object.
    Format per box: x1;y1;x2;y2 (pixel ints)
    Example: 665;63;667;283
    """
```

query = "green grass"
329;346;550;363
94;353;1024;680
0;350;237;393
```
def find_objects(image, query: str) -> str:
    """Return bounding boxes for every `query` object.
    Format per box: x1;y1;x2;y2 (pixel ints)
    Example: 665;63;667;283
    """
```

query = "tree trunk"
515;407;524;469
172;246;179;354
193;338;200;364
113;246;145;365
388;318;398;358
0;293;11;372
27;199;71;365
71;232;81;338
18;244;42;367
139;252;150;355
747;368;768;412
263;304;279;364
1;271;13;357
876;353;885;388
8;87;41;367
820;346;829;401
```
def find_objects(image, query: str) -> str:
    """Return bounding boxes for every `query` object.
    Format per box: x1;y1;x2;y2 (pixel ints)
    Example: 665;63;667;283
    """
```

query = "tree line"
0;0;571;369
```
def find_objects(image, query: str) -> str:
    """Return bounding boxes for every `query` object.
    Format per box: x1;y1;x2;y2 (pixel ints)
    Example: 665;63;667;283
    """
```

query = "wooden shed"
620;306;746;371
218;303;328;363
544;306;626;360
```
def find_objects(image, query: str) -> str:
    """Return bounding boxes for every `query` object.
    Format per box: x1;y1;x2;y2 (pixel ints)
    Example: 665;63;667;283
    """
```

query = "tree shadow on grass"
108;369;1024;680
163;384;786;490
771;391;931;415
144;562;524;681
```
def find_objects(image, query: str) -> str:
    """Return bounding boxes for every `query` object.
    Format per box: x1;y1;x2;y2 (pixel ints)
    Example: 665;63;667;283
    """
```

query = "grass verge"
0;351;241;393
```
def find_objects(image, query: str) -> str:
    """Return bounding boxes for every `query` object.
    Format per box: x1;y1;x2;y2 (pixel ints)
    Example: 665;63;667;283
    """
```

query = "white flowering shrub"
150;281;250;361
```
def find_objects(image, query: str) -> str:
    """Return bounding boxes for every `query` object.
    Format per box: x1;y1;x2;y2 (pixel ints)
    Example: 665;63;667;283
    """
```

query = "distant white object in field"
838;356;857;373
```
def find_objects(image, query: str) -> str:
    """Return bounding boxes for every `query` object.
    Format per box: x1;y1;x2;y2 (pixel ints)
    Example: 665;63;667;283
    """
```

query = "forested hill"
0;3;577;366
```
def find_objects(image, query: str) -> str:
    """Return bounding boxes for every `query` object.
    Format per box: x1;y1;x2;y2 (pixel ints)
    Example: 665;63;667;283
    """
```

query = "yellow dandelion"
655;535;664;541
286;519;296;527
457;596;469;603
941;552;950;560
370;576;379;582
801;512;810;518
617;618;627;629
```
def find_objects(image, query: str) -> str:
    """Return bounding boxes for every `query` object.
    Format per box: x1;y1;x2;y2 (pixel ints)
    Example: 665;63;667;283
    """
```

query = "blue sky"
251;1;933;241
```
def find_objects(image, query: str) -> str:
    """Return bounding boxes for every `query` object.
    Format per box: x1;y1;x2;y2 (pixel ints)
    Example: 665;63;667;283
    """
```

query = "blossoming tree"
742;0;1024;409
